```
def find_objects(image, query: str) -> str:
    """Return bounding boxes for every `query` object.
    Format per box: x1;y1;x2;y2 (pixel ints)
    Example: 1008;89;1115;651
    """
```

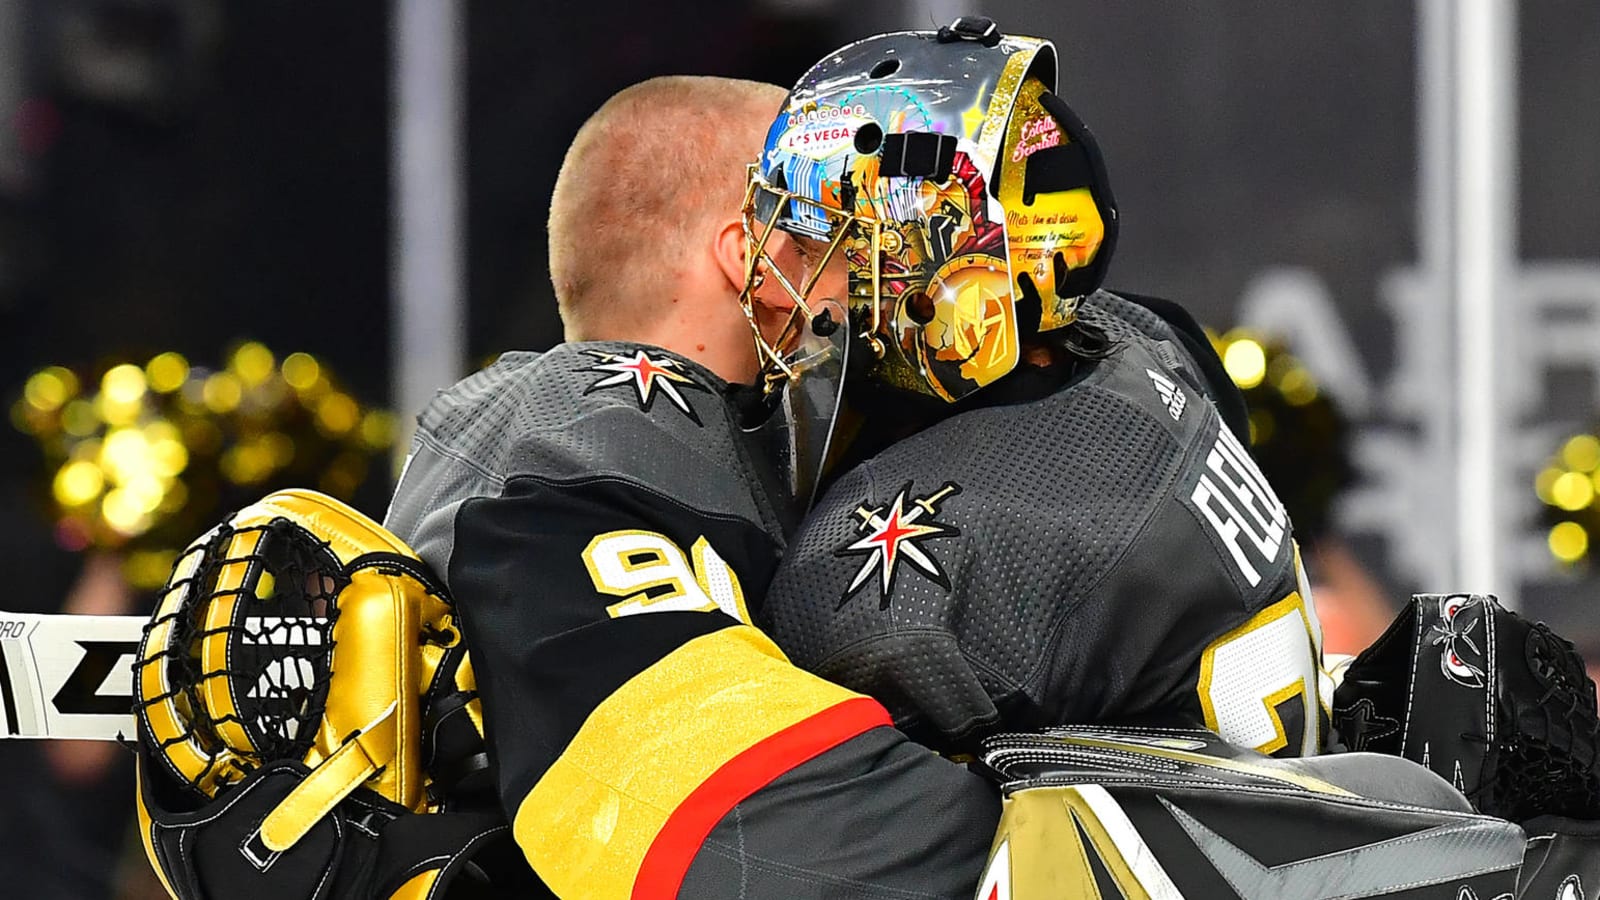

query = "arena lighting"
1222;338;1267;390
1550;521;1589;565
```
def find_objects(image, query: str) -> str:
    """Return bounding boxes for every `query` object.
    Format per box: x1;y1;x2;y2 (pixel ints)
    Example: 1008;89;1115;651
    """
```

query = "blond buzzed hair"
549;75;787;340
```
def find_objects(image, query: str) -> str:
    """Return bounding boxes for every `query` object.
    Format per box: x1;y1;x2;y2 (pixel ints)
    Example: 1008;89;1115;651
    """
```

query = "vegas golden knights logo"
835;481;961;609
581;349;708;423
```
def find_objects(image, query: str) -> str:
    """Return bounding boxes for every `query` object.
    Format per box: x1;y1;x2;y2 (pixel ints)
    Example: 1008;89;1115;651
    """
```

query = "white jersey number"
582;530;752;625
1198;591;1323;756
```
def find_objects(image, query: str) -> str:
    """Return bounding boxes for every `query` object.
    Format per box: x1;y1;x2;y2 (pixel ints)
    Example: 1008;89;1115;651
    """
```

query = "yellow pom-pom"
1549;521;1589;564
1223;338;1266;389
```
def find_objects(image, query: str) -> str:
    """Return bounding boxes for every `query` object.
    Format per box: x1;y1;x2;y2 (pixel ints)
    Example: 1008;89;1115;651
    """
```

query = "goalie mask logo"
1430;594;1488;689
835;481;961;609
582;349;708;424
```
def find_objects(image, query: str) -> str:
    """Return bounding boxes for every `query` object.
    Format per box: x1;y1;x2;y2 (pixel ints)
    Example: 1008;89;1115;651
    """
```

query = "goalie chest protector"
763;292;1325;757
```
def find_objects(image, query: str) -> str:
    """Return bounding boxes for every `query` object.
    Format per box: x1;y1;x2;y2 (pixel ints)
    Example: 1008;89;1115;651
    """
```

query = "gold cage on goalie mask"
133;489;483;857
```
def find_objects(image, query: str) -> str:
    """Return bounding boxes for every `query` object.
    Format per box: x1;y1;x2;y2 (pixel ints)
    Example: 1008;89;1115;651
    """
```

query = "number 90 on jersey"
582;529;753;625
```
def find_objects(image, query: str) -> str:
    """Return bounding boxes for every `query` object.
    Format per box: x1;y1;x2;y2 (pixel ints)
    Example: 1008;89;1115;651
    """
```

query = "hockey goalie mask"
741;17;1119;411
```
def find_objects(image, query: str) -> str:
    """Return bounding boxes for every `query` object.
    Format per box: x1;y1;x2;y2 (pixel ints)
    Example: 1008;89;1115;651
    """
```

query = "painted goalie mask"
740;18;1118;501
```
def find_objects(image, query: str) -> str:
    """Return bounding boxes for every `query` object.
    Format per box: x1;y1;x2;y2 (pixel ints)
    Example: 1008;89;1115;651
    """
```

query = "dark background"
0;2;1594;896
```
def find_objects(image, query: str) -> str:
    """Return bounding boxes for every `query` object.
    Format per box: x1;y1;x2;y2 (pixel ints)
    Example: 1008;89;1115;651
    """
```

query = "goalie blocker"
1333;592;1600;897
131;490;544;899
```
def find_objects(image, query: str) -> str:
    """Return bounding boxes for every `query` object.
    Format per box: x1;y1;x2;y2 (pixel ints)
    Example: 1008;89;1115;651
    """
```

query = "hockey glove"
1332;593;1600;823
132;489;541;899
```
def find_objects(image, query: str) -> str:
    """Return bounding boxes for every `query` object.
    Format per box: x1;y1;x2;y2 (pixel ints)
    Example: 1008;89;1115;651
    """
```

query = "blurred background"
0;1;1594;896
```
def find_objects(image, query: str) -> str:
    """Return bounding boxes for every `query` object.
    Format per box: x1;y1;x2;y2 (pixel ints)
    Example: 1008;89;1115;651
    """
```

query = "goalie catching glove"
133;489;544;899
1333;592;1600;823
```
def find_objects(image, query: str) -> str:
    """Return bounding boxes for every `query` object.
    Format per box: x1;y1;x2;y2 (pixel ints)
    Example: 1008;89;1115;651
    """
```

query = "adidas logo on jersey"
1146;369;1187;420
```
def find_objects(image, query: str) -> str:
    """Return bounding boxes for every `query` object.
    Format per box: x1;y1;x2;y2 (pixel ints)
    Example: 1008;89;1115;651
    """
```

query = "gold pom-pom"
17;342;395;562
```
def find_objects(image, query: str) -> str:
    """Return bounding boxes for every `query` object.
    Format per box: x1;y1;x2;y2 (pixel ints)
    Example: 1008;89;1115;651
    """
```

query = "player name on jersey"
1190;426;1289;587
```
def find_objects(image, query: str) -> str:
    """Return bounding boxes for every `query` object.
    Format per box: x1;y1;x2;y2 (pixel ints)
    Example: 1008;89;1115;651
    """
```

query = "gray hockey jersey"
763;292;1328;757
384;341;998;900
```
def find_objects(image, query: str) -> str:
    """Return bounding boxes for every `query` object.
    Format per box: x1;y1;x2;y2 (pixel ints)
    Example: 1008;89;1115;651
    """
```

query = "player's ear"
712;217;750;298
714;218;797;317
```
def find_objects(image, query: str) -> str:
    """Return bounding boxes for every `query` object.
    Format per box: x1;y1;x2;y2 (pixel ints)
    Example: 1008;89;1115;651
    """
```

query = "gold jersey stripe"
515;624;880;900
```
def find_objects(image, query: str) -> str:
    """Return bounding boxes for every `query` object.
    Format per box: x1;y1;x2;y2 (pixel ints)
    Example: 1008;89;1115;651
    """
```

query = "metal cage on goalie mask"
743;17;1119;404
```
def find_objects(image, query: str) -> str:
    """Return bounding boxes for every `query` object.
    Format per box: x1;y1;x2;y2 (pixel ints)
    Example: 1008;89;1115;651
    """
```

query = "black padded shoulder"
1108;290;1251;445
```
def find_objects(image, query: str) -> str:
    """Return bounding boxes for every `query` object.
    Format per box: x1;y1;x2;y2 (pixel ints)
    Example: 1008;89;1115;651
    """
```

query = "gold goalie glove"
132;489;544;900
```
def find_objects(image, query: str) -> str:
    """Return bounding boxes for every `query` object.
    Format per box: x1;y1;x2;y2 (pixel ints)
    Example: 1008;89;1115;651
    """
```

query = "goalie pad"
976;725;1528;899
1332;593;1600;823
132;489;545;899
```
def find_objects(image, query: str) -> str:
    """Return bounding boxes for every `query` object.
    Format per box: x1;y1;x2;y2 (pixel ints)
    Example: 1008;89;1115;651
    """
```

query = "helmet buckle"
937;16;1002;47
